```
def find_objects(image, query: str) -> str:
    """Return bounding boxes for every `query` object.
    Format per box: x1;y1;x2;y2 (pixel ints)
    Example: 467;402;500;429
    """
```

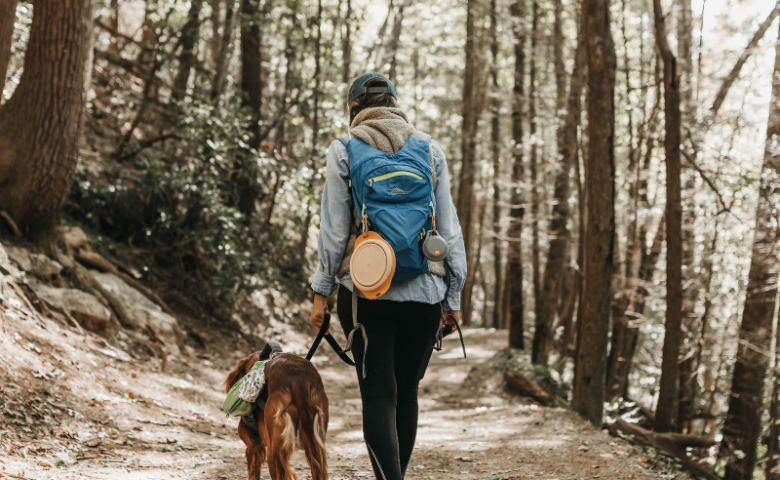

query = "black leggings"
336;285;441;480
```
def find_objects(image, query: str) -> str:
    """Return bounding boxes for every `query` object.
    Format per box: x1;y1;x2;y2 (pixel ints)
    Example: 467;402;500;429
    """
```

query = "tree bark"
386;0;408;81
507;0;526;349
767;311;780;480
489;0;503;329
342;0;351;84
529;0;542;361
719;21;780;480
297;0;323;258
0;0;94;243
458;0;479;326
0;0;17;88
570;0;615;426
533;24;585;366
210;0;236;104
236;0;264;220
211;0;221;68
172;0;204;102
653;0;683;434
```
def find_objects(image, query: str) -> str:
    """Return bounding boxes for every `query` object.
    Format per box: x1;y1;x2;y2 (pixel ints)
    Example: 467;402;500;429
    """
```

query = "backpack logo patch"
388;186;409;196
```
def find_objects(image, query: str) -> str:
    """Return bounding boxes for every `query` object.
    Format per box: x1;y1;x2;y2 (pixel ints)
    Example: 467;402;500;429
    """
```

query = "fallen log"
503;371;556;406
607;416;719;480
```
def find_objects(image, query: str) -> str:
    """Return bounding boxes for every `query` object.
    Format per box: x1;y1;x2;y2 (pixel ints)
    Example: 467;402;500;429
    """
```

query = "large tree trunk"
529;0;542;362
653;0;683;434
458;0;478;325
172;0;204;102
533;23;586;366
0;0;16;88
489;0;503;329
570;0;616;426
719;22;780;480
236;0;264;220
506;0;526;349
0;0;94;243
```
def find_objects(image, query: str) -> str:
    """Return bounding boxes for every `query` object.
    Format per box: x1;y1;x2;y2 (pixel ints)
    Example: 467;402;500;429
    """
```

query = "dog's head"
223;352;261;393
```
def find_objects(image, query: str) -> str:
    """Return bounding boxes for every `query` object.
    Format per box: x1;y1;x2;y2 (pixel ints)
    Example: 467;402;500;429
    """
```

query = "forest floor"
0;307;666;480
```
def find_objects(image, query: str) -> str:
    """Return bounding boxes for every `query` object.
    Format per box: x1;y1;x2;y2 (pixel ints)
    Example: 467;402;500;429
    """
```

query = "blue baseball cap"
348;72;397;105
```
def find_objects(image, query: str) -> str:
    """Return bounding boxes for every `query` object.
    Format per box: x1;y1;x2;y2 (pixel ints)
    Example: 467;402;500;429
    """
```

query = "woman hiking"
309;72;467;480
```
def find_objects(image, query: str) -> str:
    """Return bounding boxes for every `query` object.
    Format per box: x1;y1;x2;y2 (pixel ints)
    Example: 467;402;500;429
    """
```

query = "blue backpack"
338;132;436;284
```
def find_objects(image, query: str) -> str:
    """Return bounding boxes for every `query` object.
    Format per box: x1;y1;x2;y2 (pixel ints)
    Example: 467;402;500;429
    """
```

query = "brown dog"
225;352;329;480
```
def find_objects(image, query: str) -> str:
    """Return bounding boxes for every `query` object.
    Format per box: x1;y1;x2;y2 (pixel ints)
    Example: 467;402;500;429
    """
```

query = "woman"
309;72;467;480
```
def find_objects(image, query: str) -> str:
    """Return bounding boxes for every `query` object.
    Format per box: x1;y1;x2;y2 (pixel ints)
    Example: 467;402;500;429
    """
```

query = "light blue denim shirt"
311;137;467;310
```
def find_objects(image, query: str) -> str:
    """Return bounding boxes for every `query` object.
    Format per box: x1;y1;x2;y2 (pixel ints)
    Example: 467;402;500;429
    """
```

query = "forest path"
1;328;659;480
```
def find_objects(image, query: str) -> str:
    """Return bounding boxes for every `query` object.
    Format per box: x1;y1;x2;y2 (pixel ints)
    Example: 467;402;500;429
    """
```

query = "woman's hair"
349;78;398;123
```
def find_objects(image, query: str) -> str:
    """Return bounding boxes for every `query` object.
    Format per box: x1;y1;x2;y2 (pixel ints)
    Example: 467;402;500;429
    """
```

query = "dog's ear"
224;355;255;393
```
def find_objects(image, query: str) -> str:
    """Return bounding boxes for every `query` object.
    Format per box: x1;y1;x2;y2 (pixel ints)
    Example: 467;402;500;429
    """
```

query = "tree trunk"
458;0;478;326
0;0;94;243
211;0;236;104
767;312;780;480
386;0;408;81
529;0;542;362
0;0;17;88
719;21;780;480
211;0;221;68
172;0;204;102
297;0;323;258
236;0;264;220
507;0;526;349
342;0;351;84
533;22;585;366
570;0;615;426
489;0;503;329
709;4;780;118
653;0;683;434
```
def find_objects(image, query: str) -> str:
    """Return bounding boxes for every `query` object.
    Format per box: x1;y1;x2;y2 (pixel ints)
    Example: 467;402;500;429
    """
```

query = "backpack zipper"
368;171;423;187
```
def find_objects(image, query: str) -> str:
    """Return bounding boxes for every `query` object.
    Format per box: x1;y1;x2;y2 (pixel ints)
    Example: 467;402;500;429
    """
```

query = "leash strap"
343;288;368;378
427;272;466;358
306;313;331;361
305;312;358;367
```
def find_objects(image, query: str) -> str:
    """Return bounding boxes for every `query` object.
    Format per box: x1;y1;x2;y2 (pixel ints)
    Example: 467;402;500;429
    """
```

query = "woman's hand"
310;293;330;333
442;310;460;336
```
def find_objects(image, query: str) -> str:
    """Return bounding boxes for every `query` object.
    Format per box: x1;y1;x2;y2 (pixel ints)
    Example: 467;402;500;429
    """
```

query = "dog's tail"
298;384;329;480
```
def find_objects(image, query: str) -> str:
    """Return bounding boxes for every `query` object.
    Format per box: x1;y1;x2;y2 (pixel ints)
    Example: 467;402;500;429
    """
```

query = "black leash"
306;313;356;366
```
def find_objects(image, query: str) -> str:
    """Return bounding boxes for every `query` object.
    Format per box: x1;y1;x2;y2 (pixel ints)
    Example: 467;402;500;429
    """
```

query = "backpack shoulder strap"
337;134;350;149
412;130;437;190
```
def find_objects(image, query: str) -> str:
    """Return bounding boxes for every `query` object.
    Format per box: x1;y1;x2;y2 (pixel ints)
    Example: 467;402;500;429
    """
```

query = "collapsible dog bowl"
350;231;396;299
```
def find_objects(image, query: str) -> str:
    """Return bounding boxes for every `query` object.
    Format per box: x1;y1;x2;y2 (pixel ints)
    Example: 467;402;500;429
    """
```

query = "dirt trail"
0;314;661;480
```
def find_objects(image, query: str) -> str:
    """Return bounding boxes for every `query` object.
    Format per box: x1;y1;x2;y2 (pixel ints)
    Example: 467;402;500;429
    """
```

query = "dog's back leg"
265;397;298;480
239;412;267;480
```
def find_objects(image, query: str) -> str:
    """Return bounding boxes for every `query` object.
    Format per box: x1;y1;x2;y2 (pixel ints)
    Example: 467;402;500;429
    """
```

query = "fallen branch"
607;416;719;480
503;371;556;406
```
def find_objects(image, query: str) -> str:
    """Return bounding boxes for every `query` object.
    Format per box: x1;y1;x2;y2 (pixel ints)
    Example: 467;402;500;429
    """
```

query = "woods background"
1;0;780;478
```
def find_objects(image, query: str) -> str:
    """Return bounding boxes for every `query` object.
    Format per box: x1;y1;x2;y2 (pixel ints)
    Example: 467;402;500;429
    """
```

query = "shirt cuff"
442;293;460;311
311;268;338;296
